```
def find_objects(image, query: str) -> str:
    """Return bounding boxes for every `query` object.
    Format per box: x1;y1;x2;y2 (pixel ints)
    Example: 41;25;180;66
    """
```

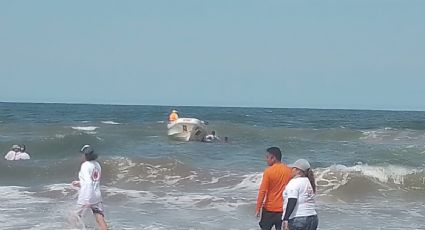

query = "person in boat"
204;130;220;142
4;144;30;160
168;109;179;122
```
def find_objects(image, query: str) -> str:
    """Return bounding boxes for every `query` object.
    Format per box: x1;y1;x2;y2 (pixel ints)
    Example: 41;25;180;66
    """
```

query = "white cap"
12;144;20;149
172;109;178;113
289;159;311;171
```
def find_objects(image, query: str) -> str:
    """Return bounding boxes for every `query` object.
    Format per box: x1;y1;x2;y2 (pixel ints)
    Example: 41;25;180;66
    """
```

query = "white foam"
103;185;249;212
71;126;98;131
105;157;199;186
349;164;417;184
359;128;425;144
200;177;220;185
103;186;157;201
101;121;120;125
43;183;77;197
227;173;262;191
315;163;420;193
360;130;381;140
0;186;57;229
55;134;66;139
0;186;41;202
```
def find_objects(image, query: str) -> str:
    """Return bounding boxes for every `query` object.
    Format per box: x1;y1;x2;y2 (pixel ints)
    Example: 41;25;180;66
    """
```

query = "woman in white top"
71;145;108;230
282;159;318;230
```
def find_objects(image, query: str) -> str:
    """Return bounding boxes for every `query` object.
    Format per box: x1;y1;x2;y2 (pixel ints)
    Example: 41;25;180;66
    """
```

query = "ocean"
1;102;425;230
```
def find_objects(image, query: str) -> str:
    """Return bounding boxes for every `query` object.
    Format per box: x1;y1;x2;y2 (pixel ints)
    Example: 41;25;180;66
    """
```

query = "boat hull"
167;118;207;142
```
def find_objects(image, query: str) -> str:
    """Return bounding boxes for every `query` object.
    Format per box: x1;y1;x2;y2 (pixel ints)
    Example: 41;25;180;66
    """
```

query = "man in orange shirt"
168;109;179;122
256;147;292;230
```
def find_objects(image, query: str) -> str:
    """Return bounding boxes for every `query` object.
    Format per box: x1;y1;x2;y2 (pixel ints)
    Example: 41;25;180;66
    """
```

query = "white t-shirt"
14;152;30;160
77;161;102;205
283;177;317;219
4;150;30;161
4;151;31;160
205;134;220;141
4;151;16;160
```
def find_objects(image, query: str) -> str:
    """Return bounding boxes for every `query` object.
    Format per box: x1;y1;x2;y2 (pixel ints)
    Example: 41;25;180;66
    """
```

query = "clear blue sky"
1;0;424;110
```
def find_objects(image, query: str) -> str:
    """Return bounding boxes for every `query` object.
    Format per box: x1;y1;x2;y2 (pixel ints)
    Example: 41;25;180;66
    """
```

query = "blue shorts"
288;215;318;230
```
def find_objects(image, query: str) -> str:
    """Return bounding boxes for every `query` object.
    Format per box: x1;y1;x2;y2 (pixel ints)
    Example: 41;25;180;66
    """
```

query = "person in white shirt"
282;159;318;230
15;145;30;160
4;145;20;161
204;130;220;142
71;145;108;230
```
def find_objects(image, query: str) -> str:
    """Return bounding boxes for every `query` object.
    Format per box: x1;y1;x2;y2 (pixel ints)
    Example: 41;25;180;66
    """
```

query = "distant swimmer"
17;145;30;160
204;130;220;142
4;144;30;160
223;136;229;143
168;109;179;122
70;145;108;230
4;145;20;160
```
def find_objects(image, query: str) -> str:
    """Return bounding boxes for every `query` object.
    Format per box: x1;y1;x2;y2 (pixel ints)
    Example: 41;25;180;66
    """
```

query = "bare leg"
95;213;108;230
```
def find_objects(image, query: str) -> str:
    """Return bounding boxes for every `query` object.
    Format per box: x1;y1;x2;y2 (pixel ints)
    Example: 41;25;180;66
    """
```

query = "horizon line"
1;100;424;113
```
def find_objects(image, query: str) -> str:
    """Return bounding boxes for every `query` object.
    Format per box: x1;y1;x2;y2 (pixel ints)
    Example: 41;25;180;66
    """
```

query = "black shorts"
259;209;283;230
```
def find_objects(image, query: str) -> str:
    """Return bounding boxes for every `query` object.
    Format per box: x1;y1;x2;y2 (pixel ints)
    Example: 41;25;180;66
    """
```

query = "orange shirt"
169;113;179;122
256;162;292;213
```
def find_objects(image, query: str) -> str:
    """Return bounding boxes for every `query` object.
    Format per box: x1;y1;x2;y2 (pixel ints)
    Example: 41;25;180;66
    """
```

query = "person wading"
256;147;292;230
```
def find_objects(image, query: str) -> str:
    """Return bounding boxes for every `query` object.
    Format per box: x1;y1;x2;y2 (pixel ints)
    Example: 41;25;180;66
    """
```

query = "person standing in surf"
256;147;292;230
282;159;318;230
71;145;108;230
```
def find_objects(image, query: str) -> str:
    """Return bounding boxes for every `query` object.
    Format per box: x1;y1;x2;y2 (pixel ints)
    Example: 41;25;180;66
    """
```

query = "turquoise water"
1;102;425;229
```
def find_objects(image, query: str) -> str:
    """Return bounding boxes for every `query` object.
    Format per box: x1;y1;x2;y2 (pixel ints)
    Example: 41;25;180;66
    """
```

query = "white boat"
167;118;208;141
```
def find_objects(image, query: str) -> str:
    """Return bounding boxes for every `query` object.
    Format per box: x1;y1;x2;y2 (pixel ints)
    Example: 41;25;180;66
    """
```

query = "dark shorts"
259;209;283;230
288;215;319;230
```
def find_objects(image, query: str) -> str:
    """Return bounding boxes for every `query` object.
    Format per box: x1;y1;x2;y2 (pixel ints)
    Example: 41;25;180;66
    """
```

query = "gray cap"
80;144;94;155
289;159;311;171
12;144;20;150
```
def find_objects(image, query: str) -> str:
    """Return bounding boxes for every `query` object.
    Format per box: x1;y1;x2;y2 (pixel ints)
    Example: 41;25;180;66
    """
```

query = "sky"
0;0;424;110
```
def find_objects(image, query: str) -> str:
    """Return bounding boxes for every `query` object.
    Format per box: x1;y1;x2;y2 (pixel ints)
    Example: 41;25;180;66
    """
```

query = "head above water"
12;144;20;151
20;145;26;152
80;144;98;161
211;131;216;135
266;147;282;166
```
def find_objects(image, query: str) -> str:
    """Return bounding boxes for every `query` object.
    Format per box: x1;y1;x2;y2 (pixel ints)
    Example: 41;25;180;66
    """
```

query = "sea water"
1;102;425;229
